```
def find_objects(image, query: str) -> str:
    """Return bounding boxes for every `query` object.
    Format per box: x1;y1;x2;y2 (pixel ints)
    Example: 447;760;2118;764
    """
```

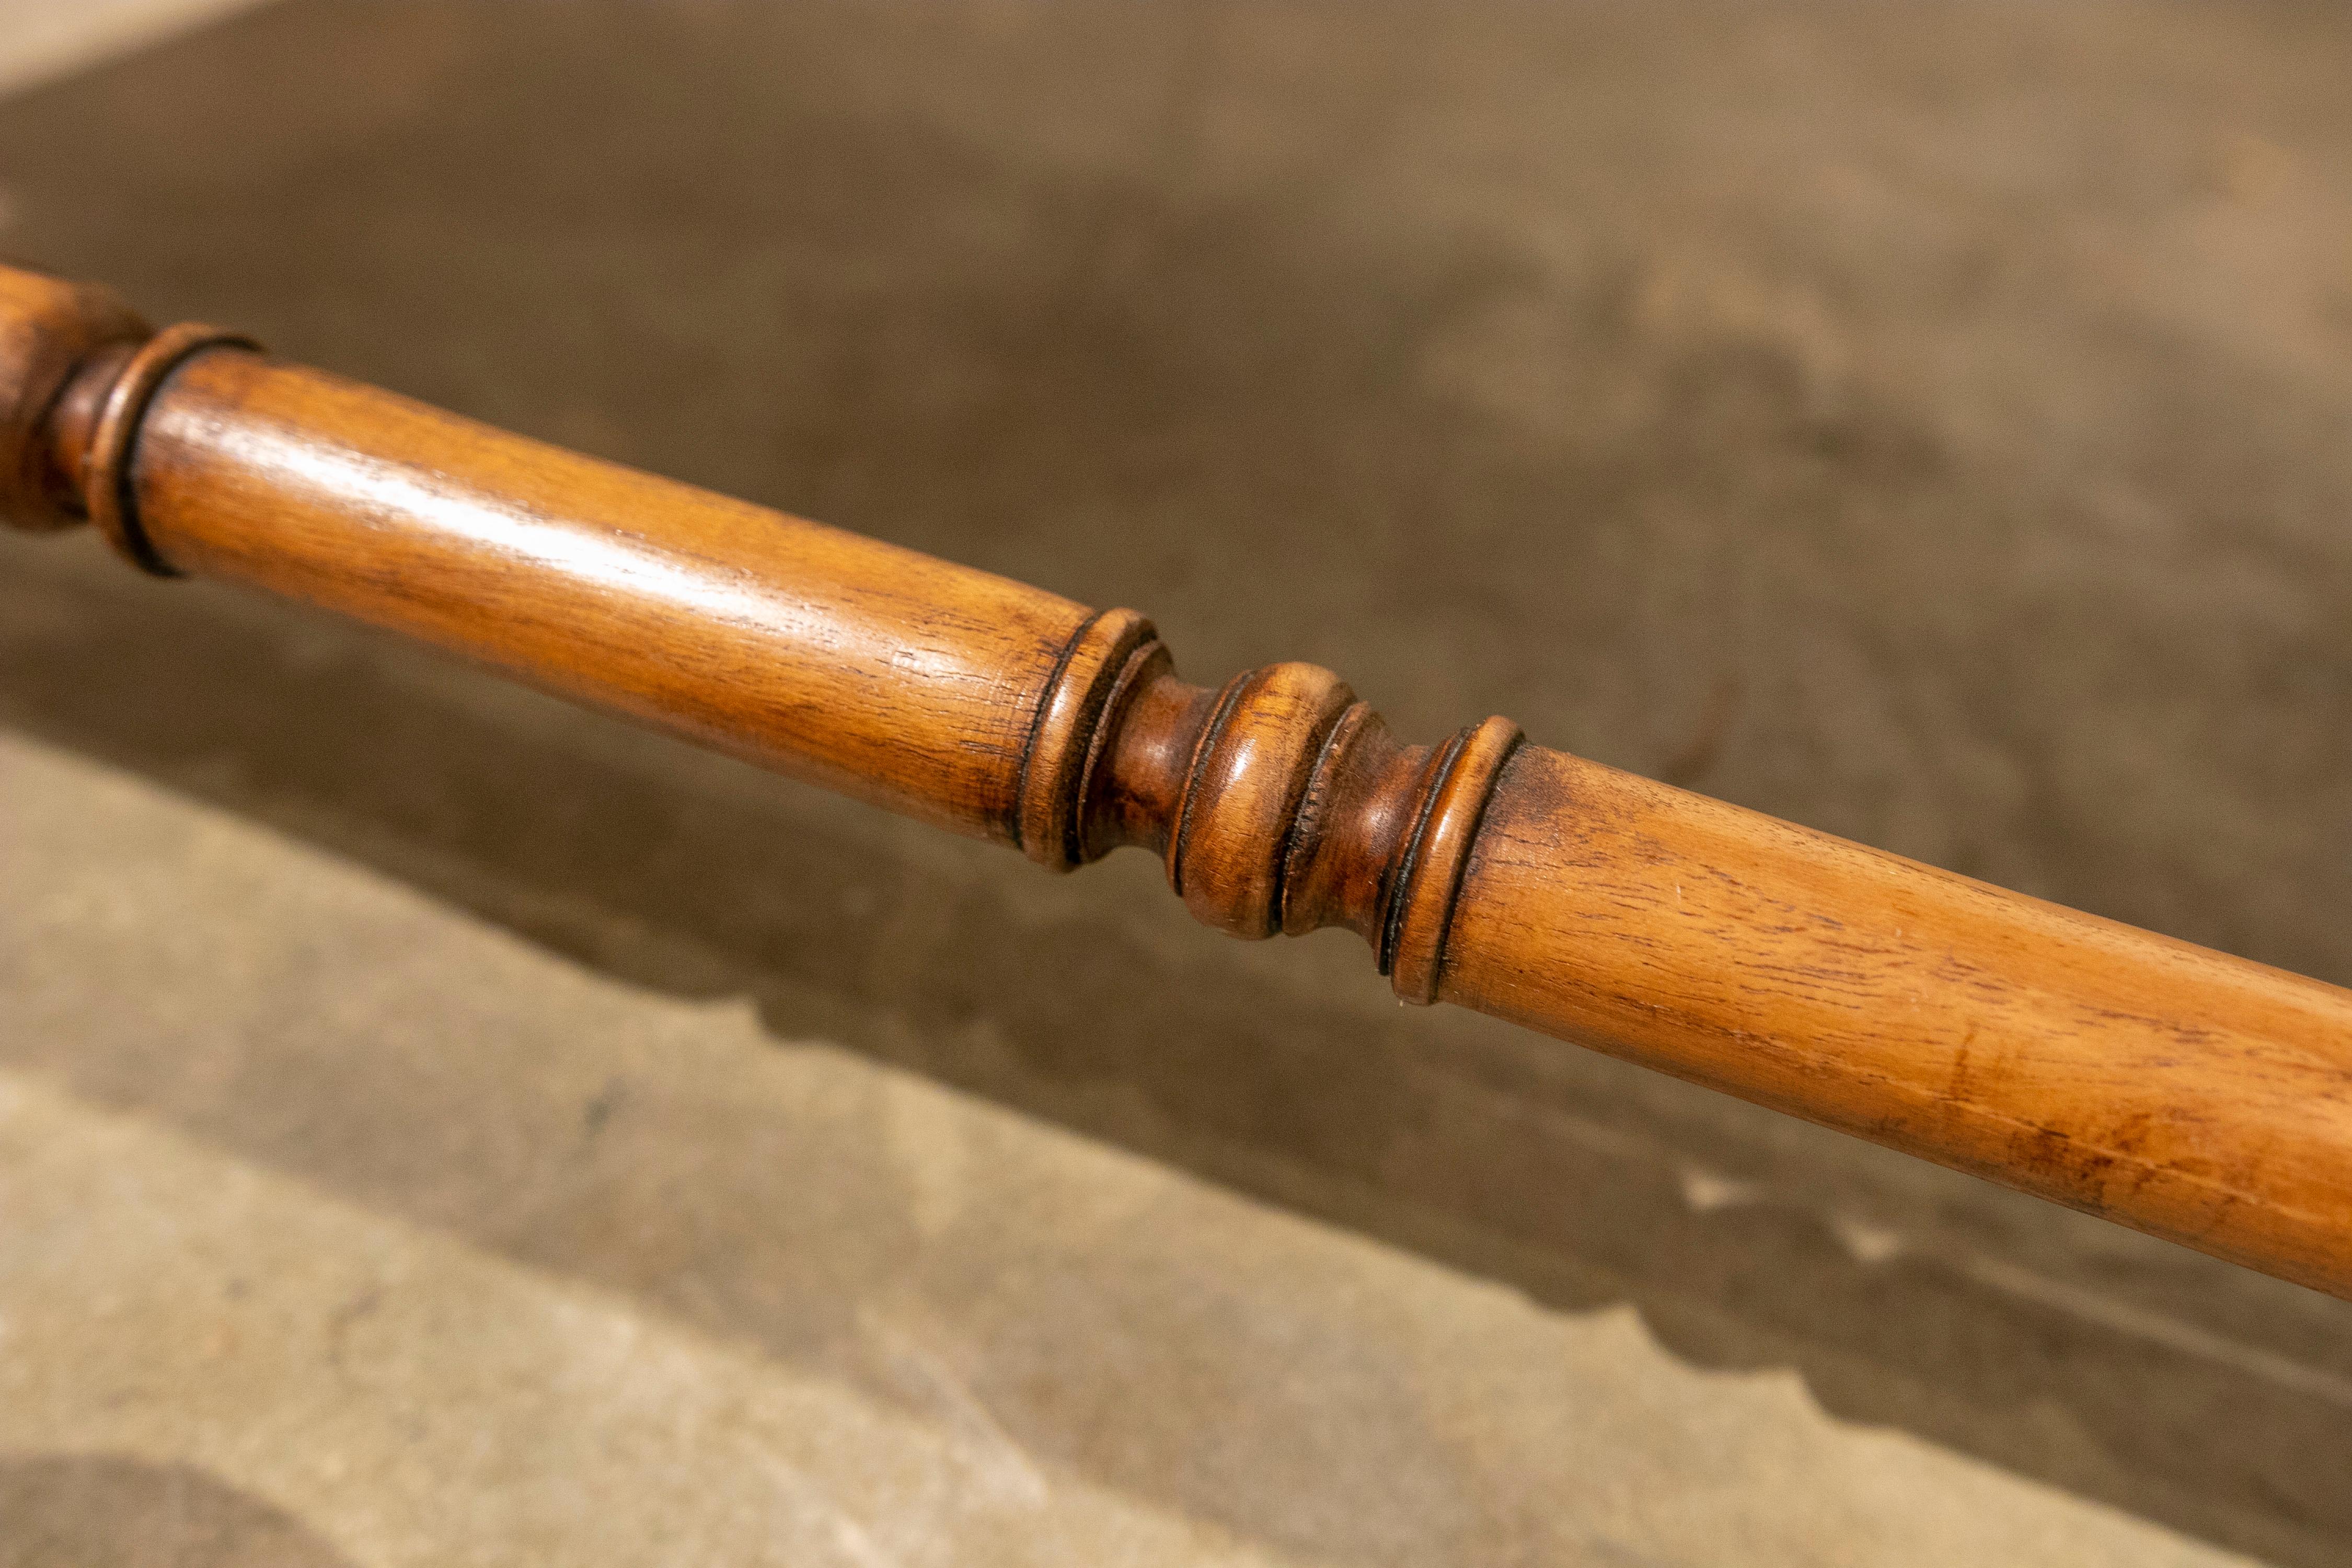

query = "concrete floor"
1;1;2349;1563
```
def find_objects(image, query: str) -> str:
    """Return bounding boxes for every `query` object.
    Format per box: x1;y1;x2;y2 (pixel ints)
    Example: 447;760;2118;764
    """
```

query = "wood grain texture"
1447;747;2352;1295
4;262;2349;1298
129;348;1094;844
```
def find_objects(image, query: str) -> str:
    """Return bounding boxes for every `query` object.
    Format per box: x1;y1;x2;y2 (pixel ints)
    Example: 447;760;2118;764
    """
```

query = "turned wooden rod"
6;264;2349;1297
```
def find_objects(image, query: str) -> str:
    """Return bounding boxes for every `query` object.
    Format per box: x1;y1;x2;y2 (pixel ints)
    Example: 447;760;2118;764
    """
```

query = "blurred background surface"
1;2;2348;1563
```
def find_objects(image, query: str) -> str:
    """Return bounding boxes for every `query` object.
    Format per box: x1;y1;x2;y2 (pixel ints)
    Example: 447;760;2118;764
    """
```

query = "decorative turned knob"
0;266;147;534
1077;639;1523;1001
1168;661;1358;939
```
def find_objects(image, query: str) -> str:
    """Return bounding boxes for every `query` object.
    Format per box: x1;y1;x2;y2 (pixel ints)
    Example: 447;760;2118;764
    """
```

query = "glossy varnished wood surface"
5;263;2350;1298
0;268;144;535
1449;747;2352;1293
135;349;1092;844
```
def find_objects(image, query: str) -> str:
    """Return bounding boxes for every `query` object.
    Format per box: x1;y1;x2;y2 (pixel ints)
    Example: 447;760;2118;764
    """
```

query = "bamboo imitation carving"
6;263;2350;1298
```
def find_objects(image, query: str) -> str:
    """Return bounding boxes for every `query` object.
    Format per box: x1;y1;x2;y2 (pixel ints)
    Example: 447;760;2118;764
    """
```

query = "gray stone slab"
0;730;2268;1565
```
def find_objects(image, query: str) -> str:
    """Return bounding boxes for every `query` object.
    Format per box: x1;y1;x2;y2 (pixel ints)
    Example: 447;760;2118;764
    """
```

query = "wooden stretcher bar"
5;263;2347;1298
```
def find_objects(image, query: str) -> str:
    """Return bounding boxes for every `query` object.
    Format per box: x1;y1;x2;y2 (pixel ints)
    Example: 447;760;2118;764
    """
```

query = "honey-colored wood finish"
6;263;2349;1297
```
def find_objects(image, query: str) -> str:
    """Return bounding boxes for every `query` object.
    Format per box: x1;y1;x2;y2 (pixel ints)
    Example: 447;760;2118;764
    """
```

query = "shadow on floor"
4;539;2349;1568
0;1455;357;1568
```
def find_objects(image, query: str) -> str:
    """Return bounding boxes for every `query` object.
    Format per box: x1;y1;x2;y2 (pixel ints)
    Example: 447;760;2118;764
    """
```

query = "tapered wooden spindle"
6;262;2350;1298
